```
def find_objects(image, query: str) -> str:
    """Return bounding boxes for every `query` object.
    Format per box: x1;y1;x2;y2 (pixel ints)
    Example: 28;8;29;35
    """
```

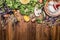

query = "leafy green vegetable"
0;0;3;8
5;0;47;15
36;18;42;24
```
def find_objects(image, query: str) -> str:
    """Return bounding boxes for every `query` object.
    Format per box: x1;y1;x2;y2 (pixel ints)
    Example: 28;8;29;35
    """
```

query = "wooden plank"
27;22;36;40
6;18;14;40
0;15;2;40
14;12;28;40
41;24;51;40
56;23;60;40
51;25;57;40
3;22;60;40
36;24;42;40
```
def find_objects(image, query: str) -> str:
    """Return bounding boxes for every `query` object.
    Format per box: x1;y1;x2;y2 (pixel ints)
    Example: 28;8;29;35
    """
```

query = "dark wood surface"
0;15;2;40
0;14;60;40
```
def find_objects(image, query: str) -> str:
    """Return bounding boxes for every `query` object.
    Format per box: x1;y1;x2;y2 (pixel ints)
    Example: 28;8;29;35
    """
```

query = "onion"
34;7;42;16
48;1;57;13
48;5;56;13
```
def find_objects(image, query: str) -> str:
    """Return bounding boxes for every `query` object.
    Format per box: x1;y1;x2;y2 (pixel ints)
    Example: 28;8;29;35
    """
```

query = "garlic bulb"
34;7;42;16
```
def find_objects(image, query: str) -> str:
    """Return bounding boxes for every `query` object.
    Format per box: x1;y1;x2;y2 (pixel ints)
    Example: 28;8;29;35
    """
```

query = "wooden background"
0;14;60;40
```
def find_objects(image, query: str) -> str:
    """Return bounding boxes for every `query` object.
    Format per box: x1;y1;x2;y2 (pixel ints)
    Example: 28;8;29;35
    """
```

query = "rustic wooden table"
0;14;60;40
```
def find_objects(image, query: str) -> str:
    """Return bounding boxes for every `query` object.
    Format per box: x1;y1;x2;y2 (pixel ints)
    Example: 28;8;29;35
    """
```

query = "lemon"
24;16;30;22
20;0;30;4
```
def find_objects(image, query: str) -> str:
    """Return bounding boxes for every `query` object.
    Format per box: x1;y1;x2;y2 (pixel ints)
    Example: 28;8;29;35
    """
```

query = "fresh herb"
6;0;46;15
36;18;42;24
0;0;3;8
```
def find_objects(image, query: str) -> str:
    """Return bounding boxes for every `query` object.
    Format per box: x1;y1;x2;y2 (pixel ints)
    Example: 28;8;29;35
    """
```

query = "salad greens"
0;0;3;8
5;0;46;15
36;18;42;24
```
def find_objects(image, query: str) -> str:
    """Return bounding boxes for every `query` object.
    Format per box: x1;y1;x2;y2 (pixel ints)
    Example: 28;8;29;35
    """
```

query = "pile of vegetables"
0;0;3;8
0;0;60;24
6;0;46;15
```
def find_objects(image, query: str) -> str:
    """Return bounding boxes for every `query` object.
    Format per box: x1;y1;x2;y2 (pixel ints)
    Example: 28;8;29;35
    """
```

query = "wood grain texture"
5;18;14;40
0;14;60;40
0;15;2;40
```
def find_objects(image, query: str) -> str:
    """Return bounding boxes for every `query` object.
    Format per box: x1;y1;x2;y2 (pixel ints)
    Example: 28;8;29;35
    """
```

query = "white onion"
48;1;57;13
34;7;42;16
48;5;56;13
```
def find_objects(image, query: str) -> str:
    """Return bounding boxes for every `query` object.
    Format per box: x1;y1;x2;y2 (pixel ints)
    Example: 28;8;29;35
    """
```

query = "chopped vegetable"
31;18;36;22
36;18;42;24
5;0;46;16
39;0;43;3
0;0;3;8
20;0;30;4
24;15;30;22
34;7;42;16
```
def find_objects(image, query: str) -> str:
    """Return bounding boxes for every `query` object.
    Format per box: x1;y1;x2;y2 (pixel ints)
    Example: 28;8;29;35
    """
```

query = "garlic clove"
31;18;36;23
34;7;42;16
